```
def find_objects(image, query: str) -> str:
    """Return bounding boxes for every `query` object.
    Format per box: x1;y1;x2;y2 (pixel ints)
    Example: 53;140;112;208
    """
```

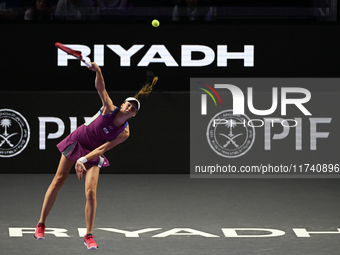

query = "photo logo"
190;78;336;178
192;79;331;159
207;110;255;158
0;109;30;158
201;85;312;116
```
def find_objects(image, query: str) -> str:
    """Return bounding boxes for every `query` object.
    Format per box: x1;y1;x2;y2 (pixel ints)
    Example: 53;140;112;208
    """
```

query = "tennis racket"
55;42;92;68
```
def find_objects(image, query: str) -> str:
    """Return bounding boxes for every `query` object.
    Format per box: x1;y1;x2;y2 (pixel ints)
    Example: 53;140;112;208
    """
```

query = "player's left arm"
75;125;130;179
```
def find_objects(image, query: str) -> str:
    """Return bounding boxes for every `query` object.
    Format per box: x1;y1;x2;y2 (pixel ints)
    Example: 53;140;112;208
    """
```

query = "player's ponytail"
134;76;158;100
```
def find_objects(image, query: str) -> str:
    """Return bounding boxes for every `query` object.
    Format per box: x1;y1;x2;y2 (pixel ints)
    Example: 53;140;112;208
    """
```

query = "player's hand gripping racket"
55;42;92;68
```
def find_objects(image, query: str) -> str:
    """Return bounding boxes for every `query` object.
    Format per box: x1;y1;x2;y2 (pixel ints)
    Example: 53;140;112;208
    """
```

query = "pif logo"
0;109;30;158
207;110;255;158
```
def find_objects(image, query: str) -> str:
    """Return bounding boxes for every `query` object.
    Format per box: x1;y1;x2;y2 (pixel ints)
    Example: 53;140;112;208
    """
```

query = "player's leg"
35;154;74;239
83;166;100;249
38;154;75;224
84;166;100;234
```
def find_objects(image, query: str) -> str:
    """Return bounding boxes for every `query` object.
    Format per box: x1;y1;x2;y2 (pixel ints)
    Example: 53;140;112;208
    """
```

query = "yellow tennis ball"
152;19;160;27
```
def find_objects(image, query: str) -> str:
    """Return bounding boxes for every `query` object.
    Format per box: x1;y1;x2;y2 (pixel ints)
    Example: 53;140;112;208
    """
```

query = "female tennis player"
34;62;157;250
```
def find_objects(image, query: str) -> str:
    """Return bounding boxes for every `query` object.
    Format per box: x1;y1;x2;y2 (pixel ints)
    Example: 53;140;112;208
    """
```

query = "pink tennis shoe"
34;223;45;240
84;234;98;250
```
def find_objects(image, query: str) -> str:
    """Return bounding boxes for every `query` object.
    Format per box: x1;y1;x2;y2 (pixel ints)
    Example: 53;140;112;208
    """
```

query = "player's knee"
85;187;97;201
51;176;67;189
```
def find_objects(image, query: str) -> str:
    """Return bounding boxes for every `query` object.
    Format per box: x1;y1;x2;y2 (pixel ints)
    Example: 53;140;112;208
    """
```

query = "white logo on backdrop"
57;44;254;67
207;110;255;158
0;109;30;158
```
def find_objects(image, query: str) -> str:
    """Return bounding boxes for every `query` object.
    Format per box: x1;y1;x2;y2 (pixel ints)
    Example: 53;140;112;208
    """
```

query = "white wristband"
78;157;88;164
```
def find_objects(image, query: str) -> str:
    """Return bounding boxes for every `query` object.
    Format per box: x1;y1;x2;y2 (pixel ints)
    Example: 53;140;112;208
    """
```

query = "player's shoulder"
122;124;130;138
101;105;117;116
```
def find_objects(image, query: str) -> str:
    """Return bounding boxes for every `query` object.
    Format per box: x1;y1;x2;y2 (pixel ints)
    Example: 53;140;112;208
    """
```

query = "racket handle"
83;60;92;68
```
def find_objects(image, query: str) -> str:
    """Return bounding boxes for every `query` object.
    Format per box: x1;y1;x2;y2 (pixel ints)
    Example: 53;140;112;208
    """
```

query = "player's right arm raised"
87;62;115;115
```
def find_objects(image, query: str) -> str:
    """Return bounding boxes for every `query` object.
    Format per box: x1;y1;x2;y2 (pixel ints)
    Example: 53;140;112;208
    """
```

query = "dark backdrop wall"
0;22;339;173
